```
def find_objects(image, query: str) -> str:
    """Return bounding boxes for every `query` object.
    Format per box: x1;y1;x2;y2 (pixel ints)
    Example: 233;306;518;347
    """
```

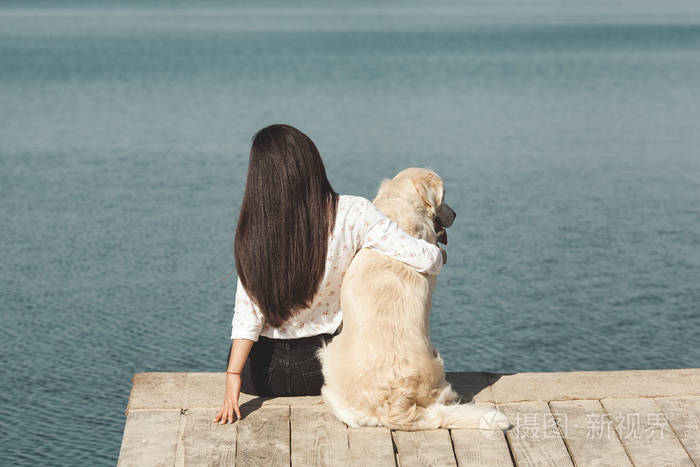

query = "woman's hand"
214;374;242;424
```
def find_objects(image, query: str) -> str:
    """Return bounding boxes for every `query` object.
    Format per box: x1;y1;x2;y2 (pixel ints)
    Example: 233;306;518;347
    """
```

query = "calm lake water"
1;1;699;464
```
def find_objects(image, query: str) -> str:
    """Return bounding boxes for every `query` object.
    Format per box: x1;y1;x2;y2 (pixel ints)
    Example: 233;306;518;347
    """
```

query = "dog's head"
375;167;456;244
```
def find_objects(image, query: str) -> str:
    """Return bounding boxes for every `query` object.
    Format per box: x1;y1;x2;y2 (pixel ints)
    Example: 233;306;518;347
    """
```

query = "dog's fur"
319;168;510;431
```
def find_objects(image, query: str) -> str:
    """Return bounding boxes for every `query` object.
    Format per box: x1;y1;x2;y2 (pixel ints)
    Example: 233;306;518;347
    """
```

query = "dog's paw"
479;409;512;431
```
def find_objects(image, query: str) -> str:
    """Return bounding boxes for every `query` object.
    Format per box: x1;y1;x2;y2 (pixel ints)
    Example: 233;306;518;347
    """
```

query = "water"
1;1;699;464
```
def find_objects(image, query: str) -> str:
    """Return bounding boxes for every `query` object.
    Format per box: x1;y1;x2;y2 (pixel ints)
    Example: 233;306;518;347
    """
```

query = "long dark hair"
234;124;338;327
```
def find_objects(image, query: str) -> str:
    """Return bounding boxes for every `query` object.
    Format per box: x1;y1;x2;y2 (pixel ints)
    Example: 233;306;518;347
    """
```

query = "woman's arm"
359;198;445;275
214;338;254;424
215;278;263;423
230;277;265;340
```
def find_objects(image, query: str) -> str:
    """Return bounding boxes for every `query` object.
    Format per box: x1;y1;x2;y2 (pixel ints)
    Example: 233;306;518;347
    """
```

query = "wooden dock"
118;369;700;466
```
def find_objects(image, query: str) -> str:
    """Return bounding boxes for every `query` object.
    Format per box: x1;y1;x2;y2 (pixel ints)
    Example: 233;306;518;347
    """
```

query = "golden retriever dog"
319;168;510;431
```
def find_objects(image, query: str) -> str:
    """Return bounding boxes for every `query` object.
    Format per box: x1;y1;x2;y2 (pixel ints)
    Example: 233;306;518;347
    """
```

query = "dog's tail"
374;383;511;431
422;402;511;430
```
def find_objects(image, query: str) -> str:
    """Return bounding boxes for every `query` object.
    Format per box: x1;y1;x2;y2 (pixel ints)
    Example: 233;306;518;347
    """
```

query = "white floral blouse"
230;195;443;341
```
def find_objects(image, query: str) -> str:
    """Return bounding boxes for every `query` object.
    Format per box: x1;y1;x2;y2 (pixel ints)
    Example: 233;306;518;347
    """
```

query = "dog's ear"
378;178;393;193
373;178;395;202
411;172;443;215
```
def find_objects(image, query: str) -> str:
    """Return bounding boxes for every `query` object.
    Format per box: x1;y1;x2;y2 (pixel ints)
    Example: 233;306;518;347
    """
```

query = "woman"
215;124;446;424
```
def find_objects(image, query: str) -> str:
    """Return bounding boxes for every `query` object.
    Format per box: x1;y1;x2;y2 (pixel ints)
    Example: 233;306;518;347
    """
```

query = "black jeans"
227;332;337;397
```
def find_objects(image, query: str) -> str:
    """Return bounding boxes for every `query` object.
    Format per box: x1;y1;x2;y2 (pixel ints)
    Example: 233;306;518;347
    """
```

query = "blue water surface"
1;1;699;464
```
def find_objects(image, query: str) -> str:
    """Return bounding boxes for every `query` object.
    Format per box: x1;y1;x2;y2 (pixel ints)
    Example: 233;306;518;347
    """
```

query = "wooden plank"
450;429;512;467
291;405;350;466
393;429;457;467
601;397;694;467
549;399;631;467
183;372;323;409
451;402;512;467
126;373;186;412
236;405;290;467
490;368;700;403
348;427;396;466
182;372;226;409
124;369;700;410
179;408;236;467
118;409;181;466
655;396;700;464
499;401;573;467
